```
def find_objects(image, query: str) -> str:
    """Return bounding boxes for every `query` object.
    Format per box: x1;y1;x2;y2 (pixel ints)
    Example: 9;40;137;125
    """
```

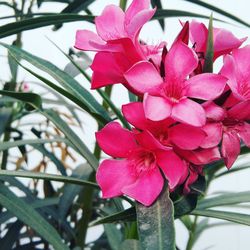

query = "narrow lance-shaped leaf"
0;43;111;124
0;14;94;39
0;170;99;188
0;183;70;250
203;14;214;73
136;186;175;250
191;209;250;226
151;0;165;30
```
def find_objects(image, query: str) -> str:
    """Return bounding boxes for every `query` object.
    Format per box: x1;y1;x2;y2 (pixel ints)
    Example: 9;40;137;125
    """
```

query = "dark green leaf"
0;108;11;137
203;14;214;73
0;183;69;250
136;187;175;250
104;224;123;250
59;164;92;219
0;170;99;188
43;109;99;170
1;43;111;124
0;14;94;39
153;9;224;22
151;0;165;30
0;90;42;110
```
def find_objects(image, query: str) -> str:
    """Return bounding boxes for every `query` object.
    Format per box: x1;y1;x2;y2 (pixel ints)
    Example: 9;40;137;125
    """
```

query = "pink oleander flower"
74;0;165;92
96;122;187;206
220;45;250;107
202;101;250;168
122;102;206;150
124;41;227;126
189;20;246;62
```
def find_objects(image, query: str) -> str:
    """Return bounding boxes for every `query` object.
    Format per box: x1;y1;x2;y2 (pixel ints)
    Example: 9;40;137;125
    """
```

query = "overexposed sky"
1;1;250;249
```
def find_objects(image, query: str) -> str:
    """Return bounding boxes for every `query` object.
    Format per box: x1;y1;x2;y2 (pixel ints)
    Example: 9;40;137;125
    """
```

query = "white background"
1;1;250;249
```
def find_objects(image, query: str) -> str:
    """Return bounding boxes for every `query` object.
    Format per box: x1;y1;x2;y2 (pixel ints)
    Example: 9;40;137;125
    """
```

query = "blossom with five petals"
96;122;187;206
124;41;227;126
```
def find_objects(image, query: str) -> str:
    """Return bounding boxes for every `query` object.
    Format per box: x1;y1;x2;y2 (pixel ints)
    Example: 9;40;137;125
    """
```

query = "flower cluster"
75;0;250;206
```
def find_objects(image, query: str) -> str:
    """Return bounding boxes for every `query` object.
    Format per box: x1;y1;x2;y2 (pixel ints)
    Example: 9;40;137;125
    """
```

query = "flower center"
163;79;183;101
130;149;156;175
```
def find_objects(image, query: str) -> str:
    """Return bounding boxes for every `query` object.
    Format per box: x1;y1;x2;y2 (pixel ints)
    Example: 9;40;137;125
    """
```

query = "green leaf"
120;239;141;250
153;9;224;22
203;14;214;73
0;90;42;110
0;170;98;188
151;0;165;30
191;209;250;226
43;109;99;170
104;224;123;250
61;0;94;13
215;165;250;178
59;164;92;219
197;191;250;210
0;138;66;151
0;14;94;39
185;0;250;28
136;187;175;250
1;43;111;124
0;108;11;137
0;183;69;250
91;207;136;226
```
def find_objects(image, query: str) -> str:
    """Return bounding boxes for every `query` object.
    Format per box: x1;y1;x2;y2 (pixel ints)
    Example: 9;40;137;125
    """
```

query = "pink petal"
227;100;250;120
143;94;172;121
75;30;121;52
124;61;163;94
156;150;188;189
178;147;221;165
221;132;240;169
122;102;147;130
200;123;223;148
202;101;226;121
165;41;198;82
96;159;136;198
174;21;189;44
184;73;227;100
134;130;166;151
189;20;208;52
169;124;206;150
220;55;240;95
126;9;156;39
96;122;137;158
239;123;250;147
214;28;247;59
122;167;163;206
125;0;150;22
232;45;250;82
172;98;206;127
91;52;129;89
95;5;126;41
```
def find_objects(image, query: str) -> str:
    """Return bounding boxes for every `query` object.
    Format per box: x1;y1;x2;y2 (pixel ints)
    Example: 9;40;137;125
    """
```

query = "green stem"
186;216;198;250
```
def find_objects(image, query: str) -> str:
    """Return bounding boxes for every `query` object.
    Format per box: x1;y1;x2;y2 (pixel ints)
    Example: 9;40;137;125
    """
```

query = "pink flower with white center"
124;41;227;127
202;101;250;168
189;20;246;61
220;45;250;106
96;122;187;206
122;102;206;150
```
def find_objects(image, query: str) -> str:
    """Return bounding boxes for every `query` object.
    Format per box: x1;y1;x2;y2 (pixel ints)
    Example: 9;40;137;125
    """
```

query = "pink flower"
202;101;250;168
74;0;165;92
75;0;155;51
122;102;206;150
189;20;246;61
96;122;187;206
220;45;250;106
124;41;227;126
